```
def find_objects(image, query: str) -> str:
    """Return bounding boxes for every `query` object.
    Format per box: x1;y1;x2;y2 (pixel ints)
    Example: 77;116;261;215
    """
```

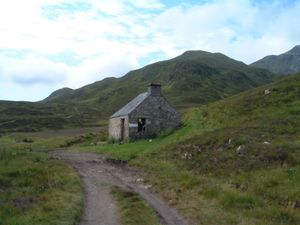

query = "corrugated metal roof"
110;92;149;118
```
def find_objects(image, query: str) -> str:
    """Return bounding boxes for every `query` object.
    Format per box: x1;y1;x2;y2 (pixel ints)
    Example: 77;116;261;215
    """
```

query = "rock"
228;138;232;145
236;145;245;155
294;200;300;209
136;178;144;183
263;141;270;145
231;182;248;191
264;89;270;95
142;184;152;189
182;152;192;160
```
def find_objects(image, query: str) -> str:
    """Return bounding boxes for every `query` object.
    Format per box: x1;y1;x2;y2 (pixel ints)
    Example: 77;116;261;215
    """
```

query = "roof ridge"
110;92;149;118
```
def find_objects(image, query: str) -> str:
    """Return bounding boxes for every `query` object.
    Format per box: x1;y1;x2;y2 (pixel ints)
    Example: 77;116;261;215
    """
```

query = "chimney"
148;83;162;96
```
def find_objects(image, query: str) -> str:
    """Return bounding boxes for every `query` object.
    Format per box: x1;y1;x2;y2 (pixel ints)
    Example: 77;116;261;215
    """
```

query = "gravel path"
51;151;188;225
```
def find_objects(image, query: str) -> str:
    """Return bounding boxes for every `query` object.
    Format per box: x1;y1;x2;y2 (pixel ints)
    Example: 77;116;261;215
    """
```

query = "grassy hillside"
0;72;298;225
0;101;105;133
0;50;275;133
45;50;275;108
0;143;83;225
251;45;300;74
77;72;300;225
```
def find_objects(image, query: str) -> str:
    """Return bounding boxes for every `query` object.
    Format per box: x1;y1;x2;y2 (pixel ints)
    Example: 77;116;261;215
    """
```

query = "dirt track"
51;151;188;225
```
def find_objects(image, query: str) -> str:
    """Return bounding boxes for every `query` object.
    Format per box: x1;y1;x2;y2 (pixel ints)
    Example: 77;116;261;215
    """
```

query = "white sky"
0;0;299;101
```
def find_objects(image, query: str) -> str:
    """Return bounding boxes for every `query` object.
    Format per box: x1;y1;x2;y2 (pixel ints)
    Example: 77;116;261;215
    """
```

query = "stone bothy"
109;84;181;141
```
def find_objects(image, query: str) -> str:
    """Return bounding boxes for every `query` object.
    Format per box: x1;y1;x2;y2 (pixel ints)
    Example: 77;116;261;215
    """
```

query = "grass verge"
111;186;163;225
0;147;83;225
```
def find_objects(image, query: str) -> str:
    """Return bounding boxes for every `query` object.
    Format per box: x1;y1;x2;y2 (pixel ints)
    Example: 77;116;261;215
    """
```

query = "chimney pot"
148;83;161;96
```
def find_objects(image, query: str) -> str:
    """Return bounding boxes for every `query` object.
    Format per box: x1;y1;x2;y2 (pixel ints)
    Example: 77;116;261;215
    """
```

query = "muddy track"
51;151;188;225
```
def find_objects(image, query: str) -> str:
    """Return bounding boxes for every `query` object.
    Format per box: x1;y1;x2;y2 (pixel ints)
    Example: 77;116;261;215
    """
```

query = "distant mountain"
0;50;276;133
44;87;74;102
44;50;275;108
251;45;300;74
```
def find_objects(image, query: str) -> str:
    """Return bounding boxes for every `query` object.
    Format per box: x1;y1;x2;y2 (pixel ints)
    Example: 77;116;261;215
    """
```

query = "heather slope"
0;50;275;133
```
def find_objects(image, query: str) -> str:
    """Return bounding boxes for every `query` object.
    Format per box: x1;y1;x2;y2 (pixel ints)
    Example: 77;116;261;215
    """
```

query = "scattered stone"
141;184;152;189
263;141;271;145
264;89;270;95
136;178;144;183
149;139;153;142
294;200;300;209
193;145;200;151
231;182;248;191
236;145;245;155
182;152;192;160
228;138;232;145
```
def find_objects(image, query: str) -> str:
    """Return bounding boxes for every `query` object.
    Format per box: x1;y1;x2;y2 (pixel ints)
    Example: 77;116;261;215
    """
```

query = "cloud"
1;57;68;85
149;0;300;62
0;0;300;101
0;50;140;101
0;80;63;102
128;0;165;9
66;53;140;88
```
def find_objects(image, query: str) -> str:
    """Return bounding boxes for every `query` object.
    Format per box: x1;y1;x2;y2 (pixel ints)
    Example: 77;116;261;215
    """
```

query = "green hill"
44;50;275;108
0;50;275;133
43;87;74;102
152;72;300;224
89;72;300;225
251;45;300;74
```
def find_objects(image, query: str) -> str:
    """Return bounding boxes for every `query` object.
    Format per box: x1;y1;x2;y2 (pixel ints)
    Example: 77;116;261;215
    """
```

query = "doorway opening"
137;118;146;132
120;118;125;140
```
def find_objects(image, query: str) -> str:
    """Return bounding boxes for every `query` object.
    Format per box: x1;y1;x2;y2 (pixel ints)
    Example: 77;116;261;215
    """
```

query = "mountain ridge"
251;45;300;74
43;50;274;105
0;50;276;133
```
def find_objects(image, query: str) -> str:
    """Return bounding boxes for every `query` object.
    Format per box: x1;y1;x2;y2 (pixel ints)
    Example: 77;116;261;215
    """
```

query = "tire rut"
51;150;188;225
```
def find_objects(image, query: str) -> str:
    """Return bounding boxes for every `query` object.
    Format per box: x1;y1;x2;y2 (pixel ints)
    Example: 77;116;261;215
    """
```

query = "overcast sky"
0;0;299;101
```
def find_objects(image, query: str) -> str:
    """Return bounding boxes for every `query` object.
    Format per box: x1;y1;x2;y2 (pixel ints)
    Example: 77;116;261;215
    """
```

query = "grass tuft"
111;186;163;225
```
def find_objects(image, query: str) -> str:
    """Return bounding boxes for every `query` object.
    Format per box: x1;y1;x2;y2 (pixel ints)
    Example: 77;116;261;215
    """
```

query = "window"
137;118;146;132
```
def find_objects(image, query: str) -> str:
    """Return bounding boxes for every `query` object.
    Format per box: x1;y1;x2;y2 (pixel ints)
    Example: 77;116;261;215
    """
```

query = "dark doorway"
137;118;146;132
120;118;125;140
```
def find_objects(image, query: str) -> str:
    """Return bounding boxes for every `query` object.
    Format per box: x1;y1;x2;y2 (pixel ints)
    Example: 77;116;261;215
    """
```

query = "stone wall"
108;116;129;141
128;95;181;139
